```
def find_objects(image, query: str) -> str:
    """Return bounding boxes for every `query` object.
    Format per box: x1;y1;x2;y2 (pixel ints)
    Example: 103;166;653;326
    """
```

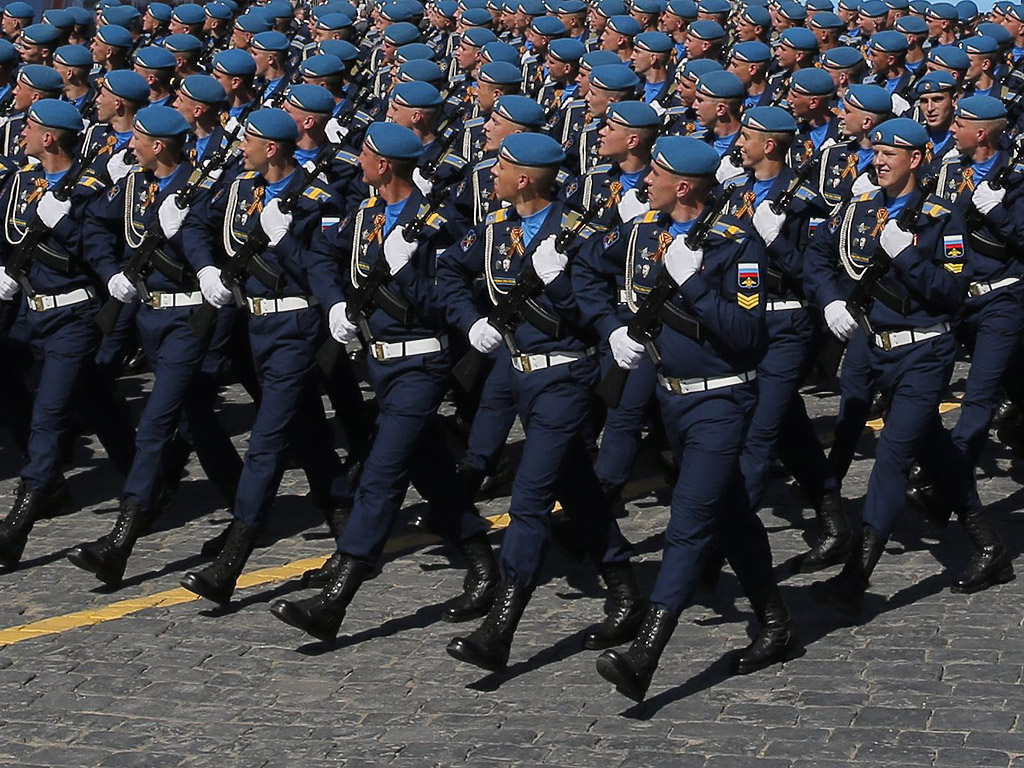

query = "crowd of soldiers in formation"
0;0;1022;702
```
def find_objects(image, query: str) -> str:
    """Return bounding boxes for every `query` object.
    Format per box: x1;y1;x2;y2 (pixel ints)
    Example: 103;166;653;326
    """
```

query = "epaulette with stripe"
359;196;380;209
793;183;818;202
21;162;39;172
639;211;660;223
78;174;104;189
473;156;497;171
940;153;960;165
237;171;259;179
589;163;613;175
463;116;486;128
334;149;358;165
199;177;216;189
485;208;509;225
710;220;747;241
303;185;331;202
922;195;952;218
854;190;878;202
443;154;467;170
561;210;596;239
416;203;448;228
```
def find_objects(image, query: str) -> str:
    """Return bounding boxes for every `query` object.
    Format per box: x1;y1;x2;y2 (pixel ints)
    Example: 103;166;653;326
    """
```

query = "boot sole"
445;639;507;673
595;654;646;702
441;604;492;623
733;638;803;675
180;573;232;605
950;567;1015;594
268;601;339;642
66;549;125;587
792;544;852;575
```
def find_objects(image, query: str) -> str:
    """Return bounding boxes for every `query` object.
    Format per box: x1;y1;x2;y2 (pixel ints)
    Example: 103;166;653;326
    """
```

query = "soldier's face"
684;32;707;59
776;43;798;69
585;86;612;117
231;28;251;49
736;127;767;168
240;133;271;171
965;53;988;81
841;103;869;136
484;112;517;152
386;102;417;130
630;49;652;74
20;43;45;65
477;81;499;112
787;89;816;118
21;116;45;157
357;146;386;186
951;116;982;153
456;41;478;70
598;120;630;160
491;157;521;202
693;93;720;126
129;130;160;170
872;144;920;189
168;20;189;35
1;15;17;37
13;82;37;111
645;162;682;211
919;92;953;128
678;76;696;105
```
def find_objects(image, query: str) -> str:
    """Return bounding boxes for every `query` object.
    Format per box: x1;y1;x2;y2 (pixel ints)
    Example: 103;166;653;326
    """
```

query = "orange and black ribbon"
870;207;889;238
652;230;674;261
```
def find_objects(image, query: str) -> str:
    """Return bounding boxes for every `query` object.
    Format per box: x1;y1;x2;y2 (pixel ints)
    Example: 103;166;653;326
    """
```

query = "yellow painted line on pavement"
866;400;961;432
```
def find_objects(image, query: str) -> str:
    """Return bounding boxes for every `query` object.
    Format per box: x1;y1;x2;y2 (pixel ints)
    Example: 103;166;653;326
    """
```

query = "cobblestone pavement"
0;362;1022;768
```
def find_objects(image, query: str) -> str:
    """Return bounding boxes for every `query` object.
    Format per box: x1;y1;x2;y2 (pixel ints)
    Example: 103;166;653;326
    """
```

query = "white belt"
369;336;446;361
511;347;595;372
148;290;202;309
618;289;629;305
246;296;318;315
27;287;94;312
873;322;949;351
765;300;803;311
658;370;756;395
968;277;1020;298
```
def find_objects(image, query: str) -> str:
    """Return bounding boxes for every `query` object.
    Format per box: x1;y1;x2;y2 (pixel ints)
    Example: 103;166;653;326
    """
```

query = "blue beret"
316;12;353;30
926;1;957;18
499;132;565;167
556;0;588;12
435;0;458;17
858;0;888;15
214;49;257;76
977;23;1013;45
961;35;998;55
135;46;176;69
397;59;445;83
391;80;443;108
383;21;421;45
300;53;344;78
695;70;745;99
822;45;865;69
102;5;141;27
42;9;73;29
682;57;723;80
607;100;660;129
483;41;521;65
493;94;546;127
582;50;623;69
21;23;59;46
461;6;493;25
171;3;206;24
780;28;819;51
379;1;415;21
653;136;719;176
791;67;837;96
595;0;628;16
28;98;83;131
98;0;122;8
0;40;17;66
606;14;642;36
462;27;498;46
731;41;771;63
909;0;931;12
807;0;835;9
688;19;725;41
895;15;929;34
252;31;290;53
263;0;294;20
886;0;910;7
809;11;845;29
222;0;239;12
286;83;334;114
996;0;1016;10
837;0;860;9
1009;4;1024;22
632;0;666;13
698;0;731;12
163;33;203;54
395;42;436;62
589;63;641;91
133;104;190;138
871;117;927;148
779;1;807;20
2;2;34;20
234;11;271;33
318;39;359;62
914;70;957;94
928;44;970;70
956;94;1008;120
666;0;696;14
97;24;134;48
180;74;227;105
103;69;150;102
740;4;772;25
635;31;673;54
365;121;424;160
17;64;63;93
246;108;298;142
742;105;798;132
204;2;233;21
532;15;567;35
54;44;93;68
870;30;910;53
147;2;173;21
479;60;524;85
547;37;584;62
845;83;892;114
66;7;93;25
956;0;979;21
518;0;547;13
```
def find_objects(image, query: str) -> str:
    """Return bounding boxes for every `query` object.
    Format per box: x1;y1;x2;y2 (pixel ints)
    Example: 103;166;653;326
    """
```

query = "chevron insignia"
737;292;759;309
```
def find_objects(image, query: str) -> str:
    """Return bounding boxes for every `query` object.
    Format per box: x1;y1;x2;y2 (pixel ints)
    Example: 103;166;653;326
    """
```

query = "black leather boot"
583;561;647;650
595;605;678;702
301;551;343;589
269;555;371;641
443;533;498;623
734;585;800;674
810;525;886;616
951;510;1015;594
66;500;150;586
457;462;485;500
324;505;351;540
180;520;257;604
905;466;952;528
0;481;42;569
793;492;853;573
446;580;532;672
200;521;272;556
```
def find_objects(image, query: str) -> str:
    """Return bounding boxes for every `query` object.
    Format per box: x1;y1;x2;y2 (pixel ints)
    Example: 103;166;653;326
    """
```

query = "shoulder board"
793;184;818;202
485;208;509;225
722;176;746;188
666;106;689;115
854;190;878;202
711;220;747;241
555;169;570;184
589;163;613;175
238;171;259;179
639;211;660;223
940;154;960;165
360;196;380;209
425;211;447;229
333;149;358;165
1013;162;1024;175
354;110;372;122
565;98;585;109
464;116;486;128
922;195;952;218
199;177;216;190
303;185;331;202
77;174;104;190
443;154;467;169
21;162;39;172
474;156;497;171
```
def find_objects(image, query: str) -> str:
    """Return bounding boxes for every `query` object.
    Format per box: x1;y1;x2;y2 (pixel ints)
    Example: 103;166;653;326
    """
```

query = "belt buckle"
31;295;47;311
373;341;387;361
878;330;893;351
250;297;264;316
520;355;533;373
150;291;164;309
968;283;984;298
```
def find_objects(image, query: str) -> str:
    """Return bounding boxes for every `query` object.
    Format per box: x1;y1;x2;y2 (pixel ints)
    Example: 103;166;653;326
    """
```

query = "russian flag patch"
943;234;964;259
738;262;760;289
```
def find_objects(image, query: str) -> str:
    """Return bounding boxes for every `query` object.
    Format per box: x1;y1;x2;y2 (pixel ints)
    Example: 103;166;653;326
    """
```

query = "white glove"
36;191;71;228
158;196;190;239
891;93;911;116
664;234;703;285
972;180;1005;215
752;200;786;247
850;173;879;196
198;265;233;307
328;301;357;343
224;115;241;134
819;137;837;152
616;187;651;222
325;118;350;144
412;168;433;197
531;234;567;285
468;317;502;353
879;219;913;259
649;100;667;116
715;154;744;184
107;272;137;303
259;197;292;246
106;148;132;183
824;299;857;341
382;225;416;275
0;268;18;300
608;326;645;370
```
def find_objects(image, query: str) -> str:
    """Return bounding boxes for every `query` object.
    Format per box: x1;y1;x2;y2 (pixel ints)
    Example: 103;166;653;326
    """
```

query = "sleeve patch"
738;262;760;289
460;230;476;251
603;228;619;248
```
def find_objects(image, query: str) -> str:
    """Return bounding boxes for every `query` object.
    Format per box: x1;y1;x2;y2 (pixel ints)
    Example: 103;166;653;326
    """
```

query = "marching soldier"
916;71;959;176
573;63;641;175
3;65;67;161
89;24;135;80
786;67;843;166
133;46;178;108
53;45;97;118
